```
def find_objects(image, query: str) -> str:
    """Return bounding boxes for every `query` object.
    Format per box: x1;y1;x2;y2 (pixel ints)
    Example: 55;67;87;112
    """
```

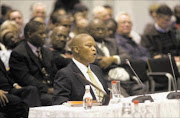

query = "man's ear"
27;32;31;38
73;46;79;54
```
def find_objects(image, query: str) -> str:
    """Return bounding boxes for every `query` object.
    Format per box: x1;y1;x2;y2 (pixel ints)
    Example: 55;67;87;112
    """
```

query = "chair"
125;60;150;93
147;57;180;93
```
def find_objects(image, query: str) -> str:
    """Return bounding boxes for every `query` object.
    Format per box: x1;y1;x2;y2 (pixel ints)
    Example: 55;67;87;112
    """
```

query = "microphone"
73;72;110;105
126;59;154;103
166;53;180;99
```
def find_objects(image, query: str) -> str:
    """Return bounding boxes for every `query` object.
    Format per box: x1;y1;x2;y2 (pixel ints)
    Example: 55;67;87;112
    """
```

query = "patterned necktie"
87;68;104;101
36;48;43;61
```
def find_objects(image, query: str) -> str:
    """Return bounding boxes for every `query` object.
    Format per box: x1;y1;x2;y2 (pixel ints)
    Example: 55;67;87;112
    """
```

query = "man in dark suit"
50;26;72;70
9;21;57;106
52;33;109;105
0;58;41;118
88;19;144;96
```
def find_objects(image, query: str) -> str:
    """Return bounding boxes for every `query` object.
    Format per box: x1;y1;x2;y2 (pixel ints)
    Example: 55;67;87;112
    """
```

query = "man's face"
117;14;132;36
78;36;97;65
106;21;116;37
29;25;46;47
4;31;20;49
58;19;72;33
33;6;46;19
9;11;23;30
52;27;68;50
156;14;172;29
90;22;107;40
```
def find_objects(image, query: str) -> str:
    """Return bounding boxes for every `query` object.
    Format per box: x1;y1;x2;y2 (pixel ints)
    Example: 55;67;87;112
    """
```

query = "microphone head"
126;59;130;65
168;53;171;58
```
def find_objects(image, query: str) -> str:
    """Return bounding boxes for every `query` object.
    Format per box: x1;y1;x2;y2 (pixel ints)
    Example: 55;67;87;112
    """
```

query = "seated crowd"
0;1;180;118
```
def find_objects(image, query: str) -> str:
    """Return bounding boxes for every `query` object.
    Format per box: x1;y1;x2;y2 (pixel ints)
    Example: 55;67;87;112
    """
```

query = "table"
28;92;180;118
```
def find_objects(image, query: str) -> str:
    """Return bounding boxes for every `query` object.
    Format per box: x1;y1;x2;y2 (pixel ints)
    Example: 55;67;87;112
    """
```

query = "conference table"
28;91;180;118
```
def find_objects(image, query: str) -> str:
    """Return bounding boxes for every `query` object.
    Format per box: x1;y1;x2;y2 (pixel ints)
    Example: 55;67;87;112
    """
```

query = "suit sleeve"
53;70;72;105
9;51;48;93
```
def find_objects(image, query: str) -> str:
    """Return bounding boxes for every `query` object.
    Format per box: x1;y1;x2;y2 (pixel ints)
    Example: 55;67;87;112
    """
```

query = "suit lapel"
70;62;88;86
25;43;42;70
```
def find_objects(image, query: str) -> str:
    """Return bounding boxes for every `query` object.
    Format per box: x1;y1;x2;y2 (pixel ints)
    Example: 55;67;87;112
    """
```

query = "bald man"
52;33;109;105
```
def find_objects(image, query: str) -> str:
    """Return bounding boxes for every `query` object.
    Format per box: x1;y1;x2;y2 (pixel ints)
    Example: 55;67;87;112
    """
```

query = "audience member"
50;26;72;70
0;4;12;25
141;4;179;58
0;20;19;34
53;33;109;105
92;6;111;21
0;29;21;69
115;12;150;61
103;4;113;18
53;0;80;13
7;10;24;38
30;2;46;20
88;19;143;96
105;18;117;38
143;3;160;34
69;12;88;38
0;58;41;118
9;21;58;106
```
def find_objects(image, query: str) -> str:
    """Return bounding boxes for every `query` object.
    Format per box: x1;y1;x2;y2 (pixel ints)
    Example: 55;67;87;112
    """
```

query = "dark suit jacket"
9;41;57;93
52;61;109;105
141;25;179;57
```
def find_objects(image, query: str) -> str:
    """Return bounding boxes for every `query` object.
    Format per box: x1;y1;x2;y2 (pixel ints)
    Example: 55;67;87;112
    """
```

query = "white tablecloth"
28;92;180;118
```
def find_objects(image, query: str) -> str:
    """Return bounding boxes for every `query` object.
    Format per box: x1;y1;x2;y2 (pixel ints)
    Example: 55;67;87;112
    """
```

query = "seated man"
9;21;57;106
88;19;144;96
115;12;150;61
50;26;72;70
52;33;109;105
141;4;179;58
0;29;21;69
0;58;41;118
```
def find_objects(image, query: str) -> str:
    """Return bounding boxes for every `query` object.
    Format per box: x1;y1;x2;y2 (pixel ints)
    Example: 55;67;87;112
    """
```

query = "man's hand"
0;90;8;107
97;56;116;69
48;88;54;94
14;84;22;89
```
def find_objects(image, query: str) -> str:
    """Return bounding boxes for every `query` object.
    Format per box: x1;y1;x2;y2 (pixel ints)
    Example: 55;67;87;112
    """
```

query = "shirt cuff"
13;83;18;88
113;55;121;64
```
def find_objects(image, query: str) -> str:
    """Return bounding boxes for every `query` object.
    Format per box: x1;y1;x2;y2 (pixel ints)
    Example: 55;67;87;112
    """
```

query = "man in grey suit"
9;21;57;106
52;33;109;105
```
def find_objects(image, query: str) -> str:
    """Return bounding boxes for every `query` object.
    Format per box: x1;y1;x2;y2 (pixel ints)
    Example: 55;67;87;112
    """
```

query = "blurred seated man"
30;2;46;20
143;3;160;34
52;34;109;105
7;10;24;38
141;4;179;58
115;12;150;61
0;29;21;70
0;58;41;118
88;19;144;96
50;26;72;70
9;21;58;106
92;6;111;21
104;18;117;38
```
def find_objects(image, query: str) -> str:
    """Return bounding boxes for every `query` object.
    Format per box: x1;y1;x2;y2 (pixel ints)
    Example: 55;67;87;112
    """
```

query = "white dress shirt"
72;58;106;101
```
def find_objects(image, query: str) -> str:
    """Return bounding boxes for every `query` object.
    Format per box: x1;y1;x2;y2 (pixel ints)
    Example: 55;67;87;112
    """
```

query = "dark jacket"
52;62;109;105
9;41;57;93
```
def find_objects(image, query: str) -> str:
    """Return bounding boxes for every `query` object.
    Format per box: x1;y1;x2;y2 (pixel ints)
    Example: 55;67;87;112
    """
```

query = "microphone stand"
126;59;154;103
166;53;180;99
